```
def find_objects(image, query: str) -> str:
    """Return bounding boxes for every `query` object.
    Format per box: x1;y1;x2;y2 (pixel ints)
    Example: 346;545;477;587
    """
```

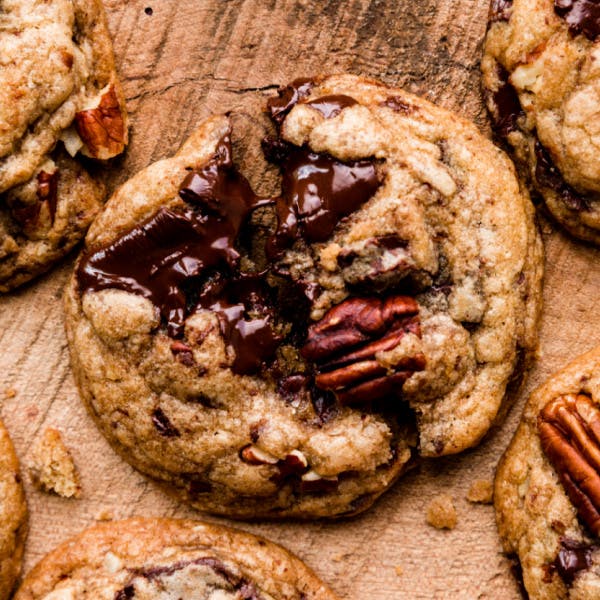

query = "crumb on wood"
426;493;457;530
395;565;403;577
4;388;16;399
95;508;114;521
29;428;81;498
466;479;493;504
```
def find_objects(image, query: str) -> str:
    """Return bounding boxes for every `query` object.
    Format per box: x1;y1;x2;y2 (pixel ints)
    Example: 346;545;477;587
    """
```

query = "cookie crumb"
4;388;16;399
426;493;457;529
95;509;114;521
466;479;493;504
29;428;81;498
395;565;403;577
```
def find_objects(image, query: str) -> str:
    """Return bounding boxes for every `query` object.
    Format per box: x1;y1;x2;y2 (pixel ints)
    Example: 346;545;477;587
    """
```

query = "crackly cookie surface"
64;74;542;518
0;418;27;600
0;0;128;291
482;0;600;243
495;346;600;599
15;518;337;599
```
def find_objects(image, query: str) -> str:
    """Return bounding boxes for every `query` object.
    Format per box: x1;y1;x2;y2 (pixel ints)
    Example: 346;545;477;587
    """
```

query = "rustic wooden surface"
2;1;599;597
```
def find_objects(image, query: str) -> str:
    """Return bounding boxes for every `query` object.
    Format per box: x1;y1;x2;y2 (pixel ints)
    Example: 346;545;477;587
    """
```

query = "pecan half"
75;84;127;160
539;394;600;536
301;296;426;405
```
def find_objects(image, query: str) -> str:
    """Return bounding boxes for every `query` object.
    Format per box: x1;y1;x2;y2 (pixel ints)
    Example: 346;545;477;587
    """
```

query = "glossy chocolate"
555;0;600;41
306;94;358;119
490;0;513;22
151;408;180;437
267;77;314;125
534;141;589;211
196;275;282;376
77;136;271;339
553;538;594;584
490;65;523;138
263;138;382;253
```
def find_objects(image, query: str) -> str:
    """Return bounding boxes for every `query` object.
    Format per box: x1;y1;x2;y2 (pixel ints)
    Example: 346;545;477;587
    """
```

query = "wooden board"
2;1;600;597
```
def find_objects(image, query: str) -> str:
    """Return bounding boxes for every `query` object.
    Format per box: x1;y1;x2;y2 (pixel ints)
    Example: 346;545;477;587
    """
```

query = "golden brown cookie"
14;518;338;599
0;0;128;291
495;346;600;599
64;74;542;518
482;0;600;243
0;418;27;600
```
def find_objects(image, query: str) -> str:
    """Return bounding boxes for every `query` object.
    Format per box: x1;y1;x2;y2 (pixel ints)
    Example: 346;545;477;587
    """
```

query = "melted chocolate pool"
77;136;272;347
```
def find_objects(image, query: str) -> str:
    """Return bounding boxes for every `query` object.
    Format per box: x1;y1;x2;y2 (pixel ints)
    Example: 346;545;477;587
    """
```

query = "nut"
300;470;339;493
239;444;278;466
301;296;426;404
75;84;127;160
538;394;600;536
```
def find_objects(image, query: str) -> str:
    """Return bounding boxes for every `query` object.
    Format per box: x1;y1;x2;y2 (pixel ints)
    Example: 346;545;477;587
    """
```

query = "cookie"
482;0;600;243
495;346;600;599
14;517;338;599
0;418;28;600
64;74;542;518
0;0;128;291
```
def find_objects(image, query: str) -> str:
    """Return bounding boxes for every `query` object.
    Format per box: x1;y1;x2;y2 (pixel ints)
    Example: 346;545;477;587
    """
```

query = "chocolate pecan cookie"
14;517;338;599
0;418;27;600
482;0;600;243
0;0;128;291
494;346;600;599
64;74;542;518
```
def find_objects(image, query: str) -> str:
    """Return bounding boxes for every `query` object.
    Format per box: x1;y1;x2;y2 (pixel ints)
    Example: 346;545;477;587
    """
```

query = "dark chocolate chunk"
267;78;314;125
299;475;339;494
306;94;358;119
11;170;59;228
170;341;195;366
196;275;281;375
554;0;600;41
489;65;523;138
552;538;595;584
262;138;382;254
151;408;181;437
114;586;135;600
77;135;271;339
534;141;590;211
490;0;513;22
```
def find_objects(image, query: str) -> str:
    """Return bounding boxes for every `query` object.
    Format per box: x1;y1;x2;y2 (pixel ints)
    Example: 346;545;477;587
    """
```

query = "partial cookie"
14;517;338;599
0;0;128;291
65;74;542;518
482;0;600;243
0;418;28;600
495;346;600;598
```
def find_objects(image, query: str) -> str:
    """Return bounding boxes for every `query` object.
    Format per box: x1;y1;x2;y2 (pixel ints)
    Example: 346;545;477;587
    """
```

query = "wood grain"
2;1;599;597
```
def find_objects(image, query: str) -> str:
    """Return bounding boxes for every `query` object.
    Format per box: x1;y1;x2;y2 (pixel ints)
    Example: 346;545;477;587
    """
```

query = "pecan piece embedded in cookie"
302;296;425;405
539;394;600;536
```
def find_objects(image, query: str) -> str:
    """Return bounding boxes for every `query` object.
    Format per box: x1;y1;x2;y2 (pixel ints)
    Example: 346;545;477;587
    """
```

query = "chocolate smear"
77;135;272;339
380;96;415;114
535;141;590;211
555;0;600;41
262;138;382;255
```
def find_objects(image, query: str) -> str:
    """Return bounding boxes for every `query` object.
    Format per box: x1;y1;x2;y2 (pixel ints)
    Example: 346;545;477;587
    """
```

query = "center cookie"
64;74;543;518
